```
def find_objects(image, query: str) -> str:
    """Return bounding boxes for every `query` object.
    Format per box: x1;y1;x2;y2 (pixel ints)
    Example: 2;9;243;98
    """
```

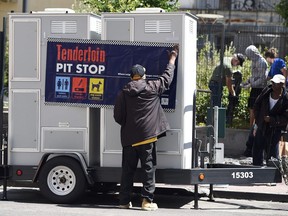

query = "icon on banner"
55;76;70;99
89;78;104;100
72;77;88;99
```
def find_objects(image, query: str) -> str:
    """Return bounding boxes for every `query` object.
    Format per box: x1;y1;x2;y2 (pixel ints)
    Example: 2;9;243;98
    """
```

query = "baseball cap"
236;53;245;66
271;74;285;84
130;64;146;78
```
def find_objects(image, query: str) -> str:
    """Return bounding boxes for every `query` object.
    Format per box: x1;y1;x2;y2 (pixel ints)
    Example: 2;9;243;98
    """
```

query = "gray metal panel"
102;109;122;152
41;15;90;39
9;152;43;166
134;15;182;43
12;19;40;80
42;128;86;152
10;90;40;151
41;104;88;128
103;18;133;41
157;130;181;153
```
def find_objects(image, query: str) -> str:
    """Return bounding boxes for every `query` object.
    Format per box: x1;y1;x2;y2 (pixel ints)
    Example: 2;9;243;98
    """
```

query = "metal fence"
198;22;288;58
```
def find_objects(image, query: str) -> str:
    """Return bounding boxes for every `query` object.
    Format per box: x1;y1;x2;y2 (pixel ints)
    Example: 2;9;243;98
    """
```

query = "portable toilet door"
100;10;197;169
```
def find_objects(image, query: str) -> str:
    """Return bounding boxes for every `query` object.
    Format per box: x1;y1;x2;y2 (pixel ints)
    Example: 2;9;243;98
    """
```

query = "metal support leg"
1;166;8;200
1;133;8;200
0;17;7;201
208;184;215;202
193;184;199;209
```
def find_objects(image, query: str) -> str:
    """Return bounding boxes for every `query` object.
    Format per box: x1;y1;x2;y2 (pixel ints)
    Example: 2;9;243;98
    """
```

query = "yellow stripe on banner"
132;137;157;147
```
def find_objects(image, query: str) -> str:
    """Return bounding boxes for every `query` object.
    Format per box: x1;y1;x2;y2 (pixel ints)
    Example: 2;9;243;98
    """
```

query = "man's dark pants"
209;81;223;107
253;128;281;166
119;142;156;205
244;126;254;156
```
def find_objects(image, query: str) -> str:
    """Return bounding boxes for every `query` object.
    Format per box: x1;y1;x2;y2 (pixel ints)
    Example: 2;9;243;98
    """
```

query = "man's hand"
168;44;179;59
167;44;179;65
253;124;258;136
264;115;270;122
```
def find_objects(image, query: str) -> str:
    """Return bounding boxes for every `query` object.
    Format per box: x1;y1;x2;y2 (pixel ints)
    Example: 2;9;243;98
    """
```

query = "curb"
213;190;288;202
153;185;288;203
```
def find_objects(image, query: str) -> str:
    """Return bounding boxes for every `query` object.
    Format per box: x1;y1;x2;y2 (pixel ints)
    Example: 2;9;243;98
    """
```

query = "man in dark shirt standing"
209;53;245;107
114;45;179;211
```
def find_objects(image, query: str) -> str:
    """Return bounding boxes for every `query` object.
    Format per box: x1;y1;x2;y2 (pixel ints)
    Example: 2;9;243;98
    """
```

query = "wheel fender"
33;152;94;185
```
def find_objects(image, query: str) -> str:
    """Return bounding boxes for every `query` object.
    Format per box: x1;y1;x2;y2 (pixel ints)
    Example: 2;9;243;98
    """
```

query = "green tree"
275;0;288;27
72;0;179;14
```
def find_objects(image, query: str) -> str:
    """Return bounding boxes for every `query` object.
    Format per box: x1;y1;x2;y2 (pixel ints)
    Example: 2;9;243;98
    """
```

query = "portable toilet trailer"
100;9;197;169
8;10;101;167
4;9;284;206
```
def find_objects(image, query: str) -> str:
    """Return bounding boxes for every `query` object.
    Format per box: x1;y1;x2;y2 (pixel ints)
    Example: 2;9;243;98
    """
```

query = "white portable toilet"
100;9;197;169
8;10;101;166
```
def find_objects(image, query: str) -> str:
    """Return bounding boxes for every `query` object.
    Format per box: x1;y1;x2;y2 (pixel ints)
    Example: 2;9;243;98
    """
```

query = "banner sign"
45;38;178;111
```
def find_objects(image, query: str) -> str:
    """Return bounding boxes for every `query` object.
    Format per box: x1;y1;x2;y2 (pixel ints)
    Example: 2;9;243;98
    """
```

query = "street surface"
0;186;288;216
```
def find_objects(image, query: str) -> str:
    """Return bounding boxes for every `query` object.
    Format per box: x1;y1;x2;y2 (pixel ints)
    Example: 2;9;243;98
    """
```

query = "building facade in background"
1;0;287;56
179;0;288;58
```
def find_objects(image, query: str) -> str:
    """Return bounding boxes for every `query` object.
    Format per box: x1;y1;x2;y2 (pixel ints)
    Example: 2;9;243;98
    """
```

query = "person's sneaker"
119;202;132;209
141;198;158;211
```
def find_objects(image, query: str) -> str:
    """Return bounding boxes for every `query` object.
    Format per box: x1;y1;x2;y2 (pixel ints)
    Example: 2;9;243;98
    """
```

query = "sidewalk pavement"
154;181;288;202
209;182;288;202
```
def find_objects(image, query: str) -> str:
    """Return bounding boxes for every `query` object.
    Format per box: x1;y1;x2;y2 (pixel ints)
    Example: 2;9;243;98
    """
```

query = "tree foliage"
196;37;251;128
196;39;288;129
72;0;179;14
3;40;8;93
275;0;288;27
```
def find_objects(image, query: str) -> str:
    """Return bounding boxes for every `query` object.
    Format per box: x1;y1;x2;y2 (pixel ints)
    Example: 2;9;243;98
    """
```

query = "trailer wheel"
38;156;87;204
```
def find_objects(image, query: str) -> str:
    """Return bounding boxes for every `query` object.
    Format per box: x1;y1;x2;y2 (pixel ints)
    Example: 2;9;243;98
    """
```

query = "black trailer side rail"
91;165;282;185
1;162;282;185
1;164;282;185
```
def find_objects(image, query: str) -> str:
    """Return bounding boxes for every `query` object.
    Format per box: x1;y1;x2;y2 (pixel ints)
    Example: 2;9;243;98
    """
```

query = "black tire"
38;156;87;204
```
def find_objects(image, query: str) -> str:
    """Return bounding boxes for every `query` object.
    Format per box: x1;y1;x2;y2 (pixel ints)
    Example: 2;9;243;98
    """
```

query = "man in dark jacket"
114;44;179;211
253;74;288;166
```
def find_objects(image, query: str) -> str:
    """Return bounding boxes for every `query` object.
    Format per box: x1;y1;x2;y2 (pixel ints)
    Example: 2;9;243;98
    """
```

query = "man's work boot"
119;202;132;209
141;198;158;211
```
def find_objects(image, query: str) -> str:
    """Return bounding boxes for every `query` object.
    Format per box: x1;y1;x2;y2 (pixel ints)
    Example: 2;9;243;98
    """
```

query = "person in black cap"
209;53;245;107
130;64;146;79
114;44;179;211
